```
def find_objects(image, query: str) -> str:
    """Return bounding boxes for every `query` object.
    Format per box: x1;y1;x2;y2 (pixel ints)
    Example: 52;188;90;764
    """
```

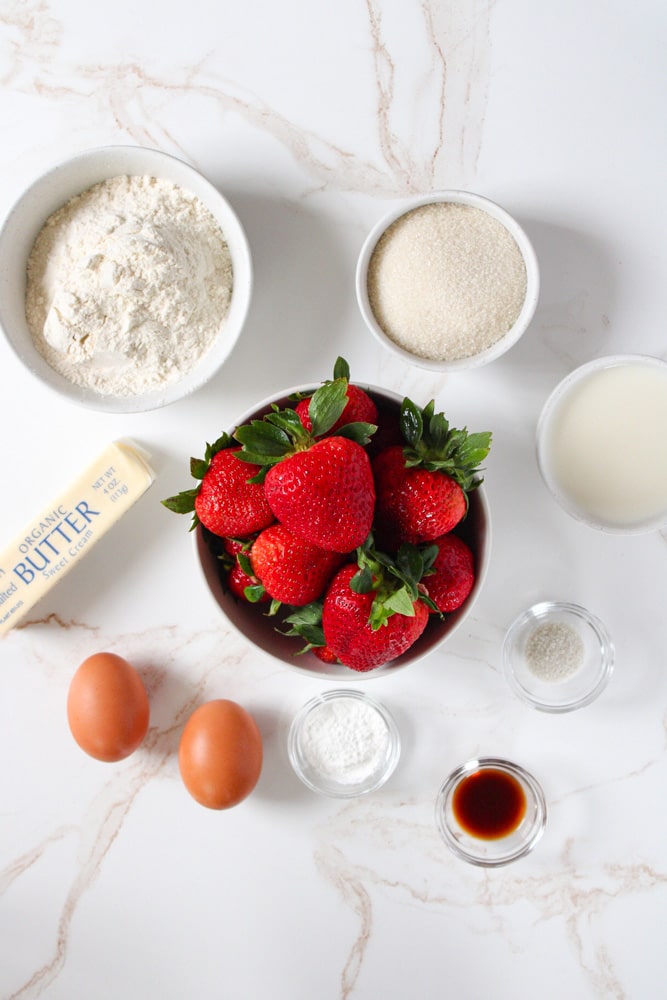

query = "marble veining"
314;800;667;999
1;1;666;997
2;0;491;198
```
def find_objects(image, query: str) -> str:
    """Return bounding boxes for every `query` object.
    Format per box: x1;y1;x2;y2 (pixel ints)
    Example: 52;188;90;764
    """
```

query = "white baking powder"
367;202;527;362
525;621;585;682
300;697;390;785
25;175;233;396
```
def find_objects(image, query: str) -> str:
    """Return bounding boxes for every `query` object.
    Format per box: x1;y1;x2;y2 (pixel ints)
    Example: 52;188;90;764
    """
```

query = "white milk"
538;357;667;531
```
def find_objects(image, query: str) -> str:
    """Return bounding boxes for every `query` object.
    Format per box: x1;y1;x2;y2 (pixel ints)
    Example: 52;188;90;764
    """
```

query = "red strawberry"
313;645;340;664
227;559;269;603
296;384;378;434
424;534;475;613
223;536;252;558
265;437;374;553
322;564;429;672
373;445;467;547
234;374;376;553
250;524;345;606
162;435;275;538
295;357;379;435
210;535;267;604
372;399;491;548
195;448;275;537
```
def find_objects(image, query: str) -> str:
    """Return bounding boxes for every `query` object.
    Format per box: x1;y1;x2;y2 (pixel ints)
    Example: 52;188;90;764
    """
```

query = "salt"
300;697;390;786
525;621;585;683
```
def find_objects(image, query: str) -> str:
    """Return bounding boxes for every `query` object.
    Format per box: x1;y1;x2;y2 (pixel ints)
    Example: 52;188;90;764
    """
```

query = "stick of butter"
0;439;156;636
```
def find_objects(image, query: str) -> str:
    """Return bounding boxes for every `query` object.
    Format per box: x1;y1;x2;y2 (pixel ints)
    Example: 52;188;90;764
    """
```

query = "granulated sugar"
367;202;527;362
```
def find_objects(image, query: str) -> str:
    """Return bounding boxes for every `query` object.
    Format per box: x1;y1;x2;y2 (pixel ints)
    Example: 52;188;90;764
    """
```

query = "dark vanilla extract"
452;768;527;840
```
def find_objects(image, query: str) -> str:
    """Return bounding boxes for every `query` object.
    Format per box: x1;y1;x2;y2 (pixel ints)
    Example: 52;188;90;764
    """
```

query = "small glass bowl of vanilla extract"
435;757;547;867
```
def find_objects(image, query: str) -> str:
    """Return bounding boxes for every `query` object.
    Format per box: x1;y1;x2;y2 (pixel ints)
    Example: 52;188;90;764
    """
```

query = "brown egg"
67;652;149;762
178;699;263;809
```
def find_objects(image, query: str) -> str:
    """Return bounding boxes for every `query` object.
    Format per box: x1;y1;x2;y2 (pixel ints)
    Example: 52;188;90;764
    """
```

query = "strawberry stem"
280;601;327;652
400;398;492;491
350;535;439;630
161;431;235;528
233;372;376;476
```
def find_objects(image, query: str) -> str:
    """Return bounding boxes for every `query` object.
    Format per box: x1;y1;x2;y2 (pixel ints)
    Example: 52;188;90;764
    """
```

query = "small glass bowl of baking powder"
288;690;401;798
502;601;614;712
355;190;539;373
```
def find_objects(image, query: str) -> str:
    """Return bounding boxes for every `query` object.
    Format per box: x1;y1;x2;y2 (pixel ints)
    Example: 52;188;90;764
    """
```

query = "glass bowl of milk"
537;355;667;533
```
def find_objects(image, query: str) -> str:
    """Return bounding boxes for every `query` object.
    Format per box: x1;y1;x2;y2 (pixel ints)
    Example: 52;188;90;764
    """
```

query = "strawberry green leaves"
332;356;351;381
280;534;440;668
308;378;349;438
321;561;431;672
161;487;200;518
399;398;491;492
164;356;491;672
349;535;439;630
280;601;327;653
233;376;376;480
234;371;377;554
161;432;234;526
232;417;296;477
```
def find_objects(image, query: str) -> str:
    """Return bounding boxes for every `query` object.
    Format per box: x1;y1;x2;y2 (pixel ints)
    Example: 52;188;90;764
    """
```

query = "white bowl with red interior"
193;383;491;679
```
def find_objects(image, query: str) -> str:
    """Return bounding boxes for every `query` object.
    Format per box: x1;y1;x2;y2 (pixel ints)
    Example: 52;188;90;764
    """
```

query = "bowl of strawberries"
165;358;492;678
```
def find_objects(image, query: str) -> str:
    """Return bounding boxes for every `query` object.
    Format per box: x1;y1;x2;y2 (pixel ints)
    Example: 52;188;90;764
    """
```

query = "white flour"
25;175;233;396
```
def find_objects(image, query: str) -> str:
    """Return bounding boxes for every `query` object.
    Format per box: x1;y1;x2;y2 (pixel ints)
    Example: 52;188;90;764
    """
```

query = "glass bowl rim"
502;600;615;713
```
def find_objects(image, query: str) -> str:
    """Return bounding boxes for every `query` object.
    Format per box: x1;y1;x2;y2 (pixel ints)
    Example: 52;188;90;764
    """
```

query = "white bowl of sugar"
355;190;539;372
0;145;252;413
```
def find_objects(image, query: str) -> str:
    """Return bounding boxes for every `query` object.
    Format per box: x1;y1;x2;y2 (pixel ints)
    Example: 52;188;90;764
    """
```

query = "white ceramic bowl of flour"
0;146;252;413
356;191;539;372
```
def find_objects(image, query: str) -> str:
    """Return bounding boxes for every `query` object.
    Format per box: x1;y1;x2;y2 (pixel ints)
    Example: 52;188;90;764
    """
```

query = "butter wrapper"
0;439;156;635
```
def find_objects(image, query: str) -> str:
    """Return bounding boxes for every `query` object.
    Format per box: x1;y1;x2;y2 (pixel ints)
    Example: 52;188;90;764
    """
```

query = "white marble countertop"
1;2;666;998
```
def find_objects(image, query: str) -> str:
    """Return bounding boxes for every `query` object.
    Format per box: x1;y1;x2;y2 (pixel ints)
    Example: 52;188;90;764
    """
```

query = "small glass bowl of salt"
502;601;614;713
288;690;401;798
